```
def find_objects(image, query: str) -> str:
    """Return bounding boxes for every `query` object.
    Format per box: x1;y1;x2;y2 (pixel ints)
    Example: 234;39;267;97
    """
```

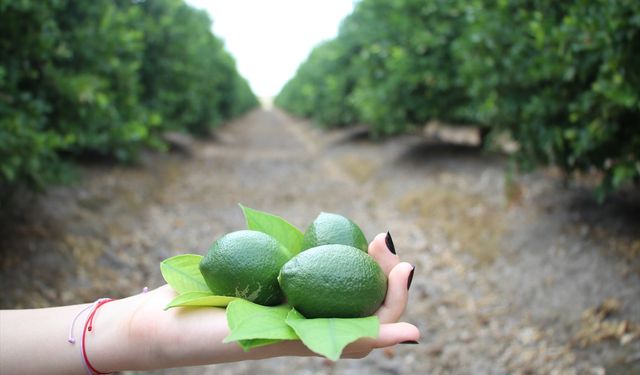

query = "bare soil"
1;108;639;374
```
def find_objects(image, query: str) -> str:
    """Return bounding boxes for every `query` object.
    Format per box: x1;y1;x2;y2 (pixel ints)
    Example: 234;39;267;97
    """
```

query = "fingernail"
385;231;396;255
400;340;419;344
407;265;415;290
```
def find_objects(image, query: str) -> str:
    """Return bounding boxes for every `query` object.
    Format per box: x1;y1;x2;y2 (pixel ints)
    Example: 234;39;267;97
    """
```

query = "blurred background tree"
0;0;258;196
276;0;640;198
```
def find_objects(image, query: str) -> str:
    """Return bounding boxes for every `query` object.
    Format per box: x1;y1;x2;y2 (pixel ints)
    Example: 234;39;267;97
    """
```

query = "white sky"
185;0;356;98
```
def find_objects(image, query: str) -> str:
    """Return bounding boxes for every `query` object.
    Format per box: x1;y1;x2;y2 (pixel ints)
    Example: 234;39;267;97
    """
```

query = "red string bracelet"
68;288;148;375
81;298;114;375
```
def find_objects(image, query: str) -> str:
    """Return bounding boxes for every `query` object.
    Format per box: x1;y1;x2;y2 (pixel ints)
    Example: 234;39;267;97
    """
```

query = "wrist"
86;293;149;372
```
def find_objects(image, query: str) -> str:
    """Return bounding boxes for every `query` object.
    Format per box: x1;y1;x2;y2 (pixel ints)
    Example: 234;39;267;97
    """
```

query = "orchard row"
0;0;258;193
276;0;639;197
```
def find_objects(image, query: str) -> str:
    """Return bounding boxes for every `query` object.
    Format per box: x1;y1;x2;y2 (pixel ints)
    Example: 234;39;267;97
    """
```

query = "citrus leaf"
224;299;299;351
239;204;303;256
235;339;282;351
165;291;236;310
160;254;210;294
285;309;379;361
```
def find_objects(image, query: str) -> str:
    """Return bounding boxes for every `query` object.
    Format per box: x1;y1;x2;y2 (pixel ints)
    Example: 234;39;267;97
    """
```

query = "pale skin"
0;233;420;373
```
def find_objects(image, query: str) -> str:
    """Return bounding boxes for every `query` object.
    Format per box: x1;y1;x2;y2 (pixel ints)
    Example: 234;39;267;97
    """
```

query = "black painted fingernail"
407;266;415;290
400;340;419;344
385;231;396;255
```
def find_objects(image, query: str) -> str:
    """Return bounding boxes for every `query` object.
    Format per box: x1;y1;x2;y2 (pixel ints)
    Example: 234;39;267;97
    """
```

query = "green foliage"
275;39;359;127
0;0;68;189
160;254;210;294
222;299;380;360
165;291;236;310
138;0;257;135
348;0;470;135
160;254;237;309
240;204;304;257
453;0;640;196
0;0;258;194
277;0;471;136
223;299;298;350
286;308;379;361
276;0;640;196
47;0;149;160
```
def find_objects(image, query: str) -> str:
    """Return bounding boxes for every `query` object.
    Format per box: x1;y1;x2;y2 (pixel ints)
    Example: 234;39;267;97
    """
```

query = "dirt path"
2;108;639;374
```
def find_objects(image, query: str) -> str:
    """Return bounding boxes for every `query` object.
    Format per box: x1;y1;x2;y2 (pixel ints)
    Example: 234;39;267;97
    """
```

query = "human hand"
93;233;420;371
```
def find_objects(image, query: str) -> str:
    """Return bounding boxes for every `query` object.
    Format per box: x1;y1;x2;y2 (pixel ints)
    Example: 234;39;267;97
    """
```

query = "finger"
342;322;421;358
376;262;414;324
373;322;421;348
368;232;400;275
252;321;421;361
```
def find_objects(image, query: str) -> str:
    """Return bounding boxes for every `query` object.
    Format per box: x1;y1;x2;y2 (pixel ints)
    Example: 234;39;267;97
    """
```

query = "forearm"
0;286;264;374
0;281;418;373
1;303;100;374
0;294;148;374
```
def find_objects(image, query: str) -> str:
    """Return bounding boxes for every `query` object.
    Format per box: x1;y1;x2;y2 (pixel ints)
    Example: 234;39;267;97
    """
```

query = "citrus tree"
0;0;258;196
276;0;640;196
454;0;640;197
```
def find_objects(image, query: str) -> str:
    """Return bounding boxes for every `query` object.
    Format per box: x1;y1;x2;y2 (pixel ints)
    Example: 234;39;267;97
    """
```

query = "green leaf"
160;254;210;294
234;339;282;351
224;299;299;351
239;204;303;256
165;291;236;310
285;309;379;361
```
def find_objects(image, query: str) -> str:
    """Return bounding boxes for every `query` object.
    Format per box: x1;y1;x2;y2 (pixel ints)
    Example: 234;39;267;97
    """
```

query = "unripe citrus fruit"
199;230;290;306
301;212;368;252
278;244;387;318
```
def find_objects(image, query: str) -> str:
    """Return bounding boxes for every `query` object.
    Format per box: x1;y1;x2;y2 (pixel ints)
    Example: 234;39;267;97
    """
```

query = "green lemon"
278;244;387;318
199;230;290;306
301;212;368;252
